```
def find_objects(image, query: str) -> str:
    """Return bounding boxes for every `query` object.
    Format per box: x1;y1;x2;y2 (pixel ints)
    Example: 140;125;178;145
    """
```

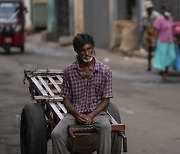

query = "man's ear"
75;50;79;55
74;48;78;53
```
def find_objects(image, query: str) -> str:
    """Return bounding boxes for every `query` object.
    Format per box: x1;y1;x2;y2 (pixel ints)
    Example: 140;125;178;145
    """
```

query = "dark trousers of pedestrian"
147;46;153;71
51;113;111;154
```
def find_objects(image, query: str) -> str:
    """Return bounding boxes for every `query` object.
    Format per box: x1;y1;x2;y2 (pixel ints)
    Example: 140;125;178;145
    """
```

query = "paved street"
0;34;180;154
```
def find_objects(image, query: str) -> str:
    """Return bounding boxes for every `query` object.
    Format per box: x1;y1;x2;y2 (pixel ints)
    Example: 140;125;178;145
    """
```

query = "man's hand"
76;114;93;125
84;115;93;125
76;114;88;124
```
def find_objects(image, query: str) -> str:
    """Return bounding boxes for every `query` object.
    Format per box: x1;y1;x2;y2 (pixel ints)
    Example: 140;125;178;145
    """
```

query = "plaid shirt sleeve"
102;68;113;99
61;68;72;100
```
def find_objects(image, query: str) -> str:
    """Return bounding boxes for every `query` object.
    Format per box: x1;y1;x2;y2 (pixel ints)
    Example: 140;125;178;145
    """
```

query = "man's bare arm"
85;98;110;124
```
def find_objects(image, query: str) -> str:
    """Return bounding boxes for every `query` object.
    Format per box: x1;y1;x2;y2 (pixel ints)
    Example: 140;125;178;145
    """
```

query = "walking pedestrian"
153;3;176;80
142;0;159;71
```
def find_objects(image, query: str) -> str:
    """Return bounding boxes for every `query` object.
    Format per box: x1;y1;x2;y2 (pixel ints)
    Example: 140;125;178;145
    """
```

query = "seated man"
51;33;113;154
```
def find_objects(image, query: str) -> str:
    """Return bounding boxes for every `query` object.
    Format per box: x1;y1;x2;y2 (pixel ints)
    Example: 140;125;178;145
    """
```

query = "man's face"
78;44;94;63
147;7;153;15
163;6;171;18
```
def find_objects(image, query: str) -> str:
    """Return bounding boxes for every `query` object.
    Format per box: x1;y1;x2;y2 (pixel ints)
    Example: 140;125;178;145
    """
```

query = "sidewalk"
26;31;147;59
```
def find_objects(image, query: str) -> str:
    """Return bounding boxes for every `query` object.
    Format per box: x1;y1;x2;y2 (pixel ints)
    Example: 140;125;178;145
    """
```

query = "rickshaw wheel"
107;102;122;154
5;44;10;54
20;103;47;154
20;45;24;53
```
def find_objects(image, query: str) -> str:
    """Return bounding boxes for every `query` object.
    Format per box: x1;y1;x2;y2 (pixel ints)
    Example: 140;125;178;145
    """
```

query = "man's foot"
147;67;151;71
165;67;169;74
161;72;167;81
159;71;163;76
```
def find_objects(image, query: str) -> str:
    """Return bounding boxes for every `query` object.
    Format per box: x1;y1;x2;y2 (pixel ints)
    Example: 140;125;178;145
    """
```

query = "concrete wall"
84;0;111;48
117;0;127;20
32;2;47;28
74;0;84;34
47;0;56;31
57;0;69;36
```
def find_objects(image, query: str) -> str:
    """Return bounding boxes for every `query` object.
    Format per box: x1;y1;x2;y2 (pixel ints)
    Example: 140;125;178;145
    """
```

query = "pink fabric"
153;15;174;43
173;22;180;36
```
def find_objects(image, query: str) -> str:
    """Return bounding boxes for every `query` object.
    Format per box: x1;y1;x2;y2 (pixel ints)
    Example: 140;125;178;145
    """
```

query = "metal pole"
47;0;56;31
136;0;142;49
179;0;180;20
68;0;74;35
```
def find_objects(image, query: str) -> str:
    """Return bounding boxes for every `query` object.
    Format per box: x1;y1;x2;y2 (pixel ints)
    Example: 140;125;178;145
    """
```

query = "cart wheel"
107;102;122;154
20;44;24;53
20;103;47;154
5;44;10;54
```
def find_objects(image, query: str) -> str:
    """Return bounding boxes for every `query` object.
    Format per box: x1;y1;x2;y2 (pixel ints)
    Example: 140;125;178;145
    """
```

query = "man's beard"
80;55;93;63
77;55;94;63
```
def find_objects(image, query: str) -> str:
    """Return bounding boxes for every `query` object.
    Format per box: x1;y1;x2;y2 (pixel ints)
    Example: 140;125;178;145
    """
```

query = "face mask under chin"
80;56;93;63
164;11;171;17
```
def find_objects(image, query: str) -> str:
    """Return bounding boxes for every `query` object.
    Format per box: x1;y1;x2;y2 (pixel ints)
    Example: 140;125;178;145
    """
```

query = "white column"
23;0;32;30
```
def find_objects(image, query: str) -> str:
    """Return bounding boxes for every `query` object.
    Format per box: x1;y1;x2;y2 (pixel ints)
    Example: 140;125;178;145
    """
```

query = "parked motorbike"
0;0;26;54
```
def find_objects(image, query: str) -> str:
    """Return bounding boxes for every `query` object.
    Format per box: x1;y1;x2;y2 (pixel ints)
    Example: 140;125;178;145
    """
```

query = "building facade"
31;0;180;48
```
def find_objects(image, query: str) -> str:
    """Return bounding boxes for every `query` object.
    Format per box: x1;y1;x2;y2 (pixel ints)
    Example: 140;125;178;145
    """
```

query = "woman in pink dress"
153;4;176;81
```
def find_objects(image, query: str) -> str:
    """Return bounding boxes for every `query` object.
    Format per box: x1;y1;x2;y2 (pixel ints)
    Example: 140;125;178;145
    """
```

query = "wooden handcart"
20;69;127;154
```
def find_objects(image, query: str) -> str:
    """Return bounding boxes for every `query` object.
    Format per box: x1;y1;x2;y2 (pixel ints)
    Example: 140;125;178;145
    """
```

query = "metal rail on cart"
24;69;127;153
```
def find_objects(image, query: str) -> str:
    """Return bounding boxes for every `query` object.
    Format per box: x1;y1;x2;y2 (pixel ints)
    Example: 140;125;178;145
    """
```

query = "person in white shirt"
141;1;160;71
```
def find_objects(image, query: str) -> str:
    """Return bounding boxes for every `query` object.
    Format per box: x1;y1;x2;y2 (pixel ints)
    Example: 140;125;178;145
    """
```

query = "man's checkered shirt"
62;58;113;114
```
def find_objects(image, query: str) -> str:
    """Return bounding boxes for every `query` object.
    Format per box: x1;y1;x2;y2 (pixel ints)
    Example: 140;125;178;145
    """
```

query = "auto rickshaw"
0;0;26;54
